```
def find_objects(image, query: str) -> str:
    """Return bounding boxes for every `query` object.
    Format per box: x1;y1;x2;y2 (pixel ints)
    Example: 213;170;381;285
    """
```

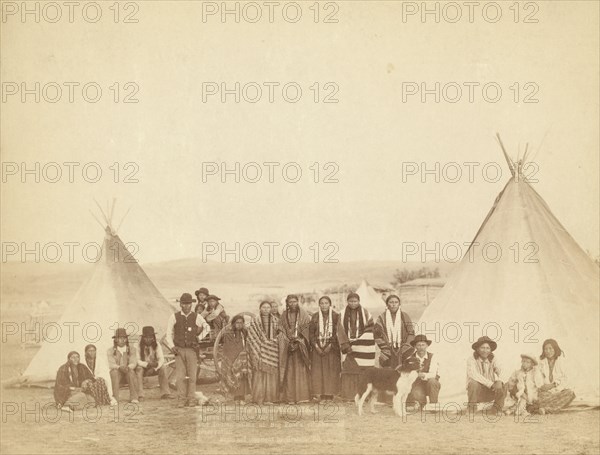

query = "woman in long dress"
247;301;280;404
309;296;350;401
278;295;311;404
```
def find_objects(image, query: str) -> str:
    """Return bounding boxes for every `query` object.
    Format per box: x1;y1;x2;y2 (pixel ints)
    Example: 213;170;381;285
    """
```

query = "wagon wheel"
212;312;256;380
159;336;178;389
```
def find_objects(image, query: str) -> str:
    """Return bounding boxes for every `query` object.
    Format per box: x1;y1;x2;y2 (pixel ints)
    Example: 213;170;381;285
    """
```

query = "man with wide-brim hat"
405;335;441;409
107;328;139;404
194;287;209;313
466;336;506;415
165;293;210;407
200;294;229;341
135;326;173;400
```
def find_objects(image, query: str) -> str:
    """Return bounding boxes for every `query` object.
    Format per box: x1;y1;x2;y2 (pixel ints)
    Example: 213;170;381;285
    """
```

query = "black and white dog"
355;350;421;417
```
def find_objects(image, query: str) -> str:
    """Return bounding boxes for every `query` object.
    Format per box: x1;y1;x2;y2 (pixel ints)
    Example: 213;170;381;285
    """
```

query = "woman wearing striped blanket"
247;301;280;405
309;296;351;401
340;292;376;400
374;295;415;369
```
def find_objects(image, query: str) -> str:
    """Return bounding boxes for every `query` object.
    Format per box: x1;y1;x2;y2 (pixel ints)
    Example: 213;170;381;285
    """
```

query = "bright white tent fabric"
356;279;385;311
21;228;174;384
418;177;599;406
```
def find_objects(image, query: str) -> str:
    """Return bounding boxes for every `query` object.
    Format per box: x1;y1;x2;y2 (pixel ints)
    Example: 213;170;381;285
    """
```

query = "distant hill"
1;259;455;314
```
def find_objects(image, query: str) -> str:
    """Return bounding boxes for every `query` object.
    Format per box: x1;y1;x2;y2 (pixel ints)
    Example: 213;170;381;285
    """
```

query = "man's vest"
174;311;200;348
414;352;433;373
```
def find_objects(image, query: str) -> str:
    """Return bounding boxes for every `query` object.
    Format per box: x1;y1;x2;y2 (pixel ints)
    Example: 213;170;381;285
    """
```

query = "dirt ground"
1;343;599;455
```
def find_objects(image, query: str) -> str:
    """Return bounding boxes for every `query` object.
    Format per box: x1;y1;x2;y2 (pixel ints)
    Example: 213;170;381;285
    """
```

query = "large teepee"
418;140;600;406
20;205;174;384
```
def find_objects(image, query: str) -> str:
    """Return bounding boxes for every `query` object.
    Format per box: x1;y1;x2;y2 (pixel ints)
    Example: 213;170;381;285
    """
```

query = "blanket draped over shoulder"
342;305;375;367
373;310;415;367
247;314;280;374
277;308;311;387
54;362;93;406
220;327;252;394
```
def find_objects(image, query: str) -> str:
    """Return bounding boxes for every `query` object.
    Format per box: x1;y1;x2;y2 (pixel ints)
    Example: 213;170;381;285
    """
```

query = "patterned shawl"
247;314;280;374
342;305;375;367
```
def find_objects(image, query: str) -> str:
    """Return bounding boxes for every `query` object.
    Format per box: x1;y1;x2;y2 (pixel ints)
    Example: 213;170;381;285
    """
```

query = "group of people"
468;336;576;416
54;288;576;416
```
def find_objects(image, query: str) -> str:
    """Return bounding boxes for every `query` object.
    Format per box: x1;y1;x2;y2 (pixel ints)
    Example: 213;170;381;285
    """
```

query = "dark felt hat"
207;294;221;301
142;326;156;337
195;287;209;296
112;328;129;339
472;336;497;351
178;293;196;304
410;334;432;347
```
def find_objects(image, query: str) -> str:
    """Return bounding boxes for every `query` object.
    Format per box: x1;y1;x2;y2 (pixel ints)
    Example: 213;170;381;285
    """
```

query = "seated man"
135;326;173;400
107;328;139;404
406;335;440;409
466;336;506;415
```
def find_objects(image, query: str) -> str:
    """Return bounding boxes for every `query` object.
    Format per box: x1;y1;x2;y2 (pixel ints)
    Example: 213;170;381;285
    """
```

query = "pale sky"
2;1;598;264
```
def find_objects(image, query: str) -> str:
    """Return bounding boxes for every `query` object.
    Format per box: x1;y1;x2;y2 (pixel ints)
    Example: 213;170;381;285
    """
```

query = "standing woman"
535;339;576;413
340;292;375;400
309;296;350;401
278;294;312;404
247;301;280;404
81;344;112;405
374;295;415;369
220;314;252;403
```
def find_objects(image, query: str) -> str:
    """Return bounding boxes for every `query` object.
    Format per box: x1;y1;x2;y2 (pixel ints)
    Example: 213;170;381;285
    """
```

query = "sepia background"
1;1;599;454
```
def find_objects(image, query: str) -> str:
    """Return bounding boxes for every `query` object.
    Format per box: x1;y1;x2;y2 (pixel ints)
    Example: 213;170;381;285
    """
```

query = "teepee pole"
522;143;530;165
93;198;110;226
116;206;132;233
89;210;105;230
495;133;515;177
109;198;117;229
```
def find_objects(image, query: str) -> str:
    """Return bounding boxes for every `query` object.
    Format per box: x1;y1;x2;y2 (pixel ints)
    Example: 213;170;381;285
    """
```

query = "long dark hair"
84;344;96;373
113;338;130;356
540;338;563;360
139;335;158;361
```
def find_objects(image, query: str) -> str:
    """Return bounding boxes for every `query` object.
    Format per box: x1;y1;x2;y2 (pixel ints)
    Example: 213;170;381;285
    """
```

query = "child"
505;353;544;416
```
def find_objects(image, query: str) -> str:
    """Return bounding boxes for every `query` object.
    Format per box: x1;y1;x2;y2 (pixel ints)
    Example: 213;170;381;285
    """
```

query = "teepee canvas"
418;148;600;406
21;216;174;384
356;279;386;312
